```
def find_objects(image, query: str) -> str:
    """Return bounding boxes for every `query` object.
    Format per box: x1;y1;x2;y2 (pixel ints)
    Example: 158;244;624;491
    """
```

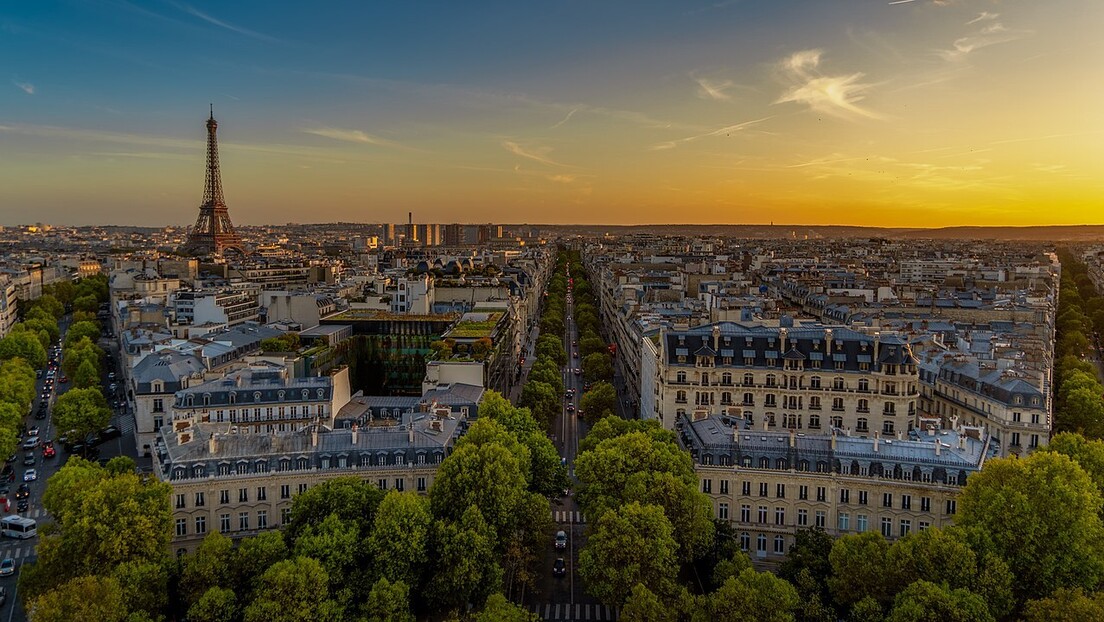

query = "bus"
0;516;36;539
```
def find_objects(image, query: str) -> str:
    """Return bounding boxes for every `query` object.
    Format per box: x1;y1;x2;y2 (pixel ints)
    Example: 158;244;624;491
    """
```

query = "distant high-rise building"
383;223;396;245
442;224;463;246
477;224;502;244
182;107;244;256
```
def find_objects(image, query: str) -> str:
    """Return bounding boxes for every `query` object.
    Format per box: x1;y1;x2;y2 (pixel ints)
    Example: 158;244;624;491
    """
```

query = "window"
921;497;931;512
195;492;205;507
742;481;751;496
881;517;893;537
758;506;768;523
839;489;850;503
676;371;687;383
702;479;712;494
756;534;767;553
219;490;229;505
154;415;163;430
378;479;388;490
901;494;911;510
759;482;768;497
257;487;267;501
775;507;786;526
856;418;869;433
257;511;268;530
742;393;754;406
153;398;164;413
858;490;868;505
776;483;786;498
857;399;869;413
417;477;427;492
774;535;785;554
676;390;687;404
1011;432;1021;447
810;396;821;410
832;397;844;411
857;514;868;532
280;485;291;499
239;488;248;503
1030;434;1040;448
816;487;826;502
722;373;732;385
175;494;185;509
720;480;729;495
298;483;308;494
815;510;826;528
858;378;869;392
740;532;750;551
919;521;930;531
219;514;231;533
719;503;729;520
195;516;206;535
282;508;292;525
810;376;821;389
239;512;250;531
799;485;809;500
833;378;845;390
740;505;751;522
721;391;732;405
798;509;809;527
395;479;405;492
946;500;957;515
838;513;850;531
883;420;895;435
175;519;187;537
882;493;893;508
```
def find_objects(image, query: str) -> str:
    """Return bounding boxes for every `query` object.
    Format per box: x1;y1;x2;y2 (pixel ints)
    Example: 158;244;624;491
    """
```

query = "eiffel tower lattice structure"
182;106;244;256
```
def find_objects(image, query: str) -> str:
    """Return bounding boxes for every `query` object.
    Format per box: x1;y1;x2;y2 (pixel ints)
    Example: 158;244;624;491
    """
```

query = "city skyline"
2;1;1102;227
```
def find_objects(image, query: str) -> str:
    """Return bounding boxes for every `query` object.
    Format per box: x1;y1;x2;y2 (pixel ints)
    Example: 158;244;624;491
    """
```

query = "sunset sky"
2;0;1102;227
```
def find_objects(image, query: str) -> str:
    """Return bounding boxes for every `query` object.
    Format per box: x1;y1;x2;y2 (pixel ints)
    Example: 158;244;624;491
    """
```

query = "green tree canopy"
0;329;46;368
64;320;102;348
885;580;993;622
426;506;502;612
27;575;128;622
285;476;385;545
1022;588;1104;622
580;381;617;425
957;451;1104;604
52;387;111;443
699;568;801;622
364;578;416;622
368;492;432;588
73;357;100;389
242;557;344;622
578;502;678;606
187;587;238;622
474;593;540;622
582;352;613;384
828;532;892;609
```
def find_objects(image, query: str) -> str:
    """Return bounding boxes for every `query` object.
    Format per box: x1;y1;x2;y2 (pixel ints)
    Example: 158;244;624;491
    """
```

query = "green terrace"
444;311;504;339
326;309;460;322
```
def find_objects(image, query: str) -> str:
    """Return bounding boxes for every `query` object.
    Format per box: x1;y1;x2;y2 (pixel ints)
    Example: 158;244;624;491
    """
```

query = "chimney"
408;423;415;443
789;428;796;448
712;324;721;351
831;431;837;451
873;332;881;365
733;427;739;445
762;417;769;431
351;423;358;445
311;425;318;448
927;426;935;437
896;431;903;441
873;431;880;453
780;326;788;353
824;328;833;353
209;433;217;454
958;434;966;450
935;439;941;456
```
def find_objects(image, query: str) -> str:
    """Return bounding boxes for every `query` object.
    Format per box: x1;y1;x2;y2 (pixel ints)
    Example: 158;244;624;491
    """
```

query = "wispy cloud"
501;141;568;167
775;49;879;119
549;107;580;130
939;15;1028;61
693;76;734;101
166;1;279;43
648;117;772;151
13;81;34;95
301;127;407;150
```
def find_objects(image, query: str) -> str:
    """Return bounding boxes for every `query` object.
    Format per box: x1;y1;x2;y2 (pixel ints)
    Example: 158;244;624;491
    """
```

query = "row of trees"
518;252;572;429
21;391;562;620
562;252;619;425
1054;249;1104;437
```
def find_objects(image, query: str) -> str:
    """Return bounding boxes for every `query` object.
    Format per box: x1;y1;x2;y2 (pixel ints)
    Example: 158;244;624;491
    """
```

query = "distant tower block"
182;106;244;256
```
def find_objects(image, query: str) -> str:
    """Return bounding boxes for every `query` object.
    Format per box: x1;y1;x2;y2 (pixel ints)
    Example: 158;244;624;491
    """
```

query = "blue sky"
2;1;1102;226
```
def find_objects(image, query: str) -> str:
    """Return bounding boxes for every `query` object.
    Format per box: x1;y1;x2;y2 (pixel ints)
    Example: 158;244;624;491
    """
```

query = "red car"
42;445;55;459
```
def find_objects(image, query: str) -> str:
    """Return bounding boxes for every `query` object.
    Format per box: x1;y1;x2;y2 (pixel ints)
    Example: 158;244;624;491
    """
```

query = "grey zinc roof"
133;352;206;387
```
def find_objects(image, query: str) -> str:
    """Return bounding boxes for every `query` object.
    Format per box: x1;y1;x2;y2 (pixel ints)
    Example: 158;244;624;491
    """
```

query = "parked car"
553;557;566;577
0;559;13;577
555;530;567;550
99;426;122;441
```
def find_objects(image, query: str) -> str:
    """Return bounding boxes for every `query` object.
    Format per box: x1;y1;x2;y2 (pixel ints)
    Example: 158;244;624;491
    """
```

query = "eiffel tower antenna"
182;107;244;256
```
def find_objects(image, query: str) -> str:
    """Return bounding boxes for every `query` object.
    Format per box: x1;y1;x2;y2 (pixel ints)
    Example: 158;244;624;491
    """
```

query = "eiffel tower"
182;106;244;256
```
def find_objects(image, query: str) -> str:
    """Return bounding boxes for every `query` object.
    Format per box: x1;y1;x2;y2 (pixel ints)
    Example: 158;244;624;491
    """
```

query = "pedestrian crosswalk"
0;543;36;560
529;603;619;621
552;510;586;524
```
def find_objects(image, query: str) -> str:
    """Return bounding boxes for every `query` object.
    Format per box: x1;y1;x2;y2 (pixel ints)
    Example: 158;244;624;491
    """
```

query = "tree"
472;337;493;361
429;421;529;543
622;583;677;622
0;330;46;368
22;317;60;345
957;452;1104;603
580;381;617;424
187;587;238;622
828;532;892;609
27;575;128;622
519;380;559;430
579;417;676;455
73;293;100;313
73;358;100;389
285;476;384;545
426;506;503;612
364;578;415;622
779;527;835;617
368;491;432;588
243;557;344;622
1043;432;1104;495
474;593;540;622
582;352;613;384
64;320;102;348
580;336;608;359
232;530;288;595
62;336;103;378
52;387;111;444
179;532;235;606
1022;588;1104;622
885;580;993;622
112;561;168;621
1058;387;1104;438
578;502;678;605
622;470;714;562
30;293;64;319
701;568;801;622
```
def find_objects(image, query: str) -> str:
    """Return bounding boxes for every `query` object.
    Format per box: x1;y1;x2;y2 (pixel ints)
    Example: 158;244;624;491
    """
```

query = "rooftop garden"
327;309;459;322
445;312;504;339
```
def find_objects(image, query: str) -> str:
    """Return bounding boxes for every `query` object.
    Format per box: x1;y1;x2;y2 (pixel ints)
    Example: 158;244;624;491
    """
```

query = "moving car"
22;469;36;482
0;559;13;577
15;484;29;500
21;437;38;450
42;445;55;459
553;557;566;577
27;426;39;437
574;368;582;376
566;403;575;413
99;426;122;441
16;499;27;513
59;376;68;384
555;530;567;550
21;454;33;467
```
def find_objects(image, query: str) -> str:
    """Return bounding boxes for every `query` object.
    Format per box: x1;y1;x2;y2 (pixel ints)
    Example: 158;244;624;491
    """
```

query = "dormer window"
317;389;325;399
302;389;310;400
152;381;163;393
278;390;285;400
202;394;211;406
186;395;194;407
229;393;236;404
253;391;262;402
